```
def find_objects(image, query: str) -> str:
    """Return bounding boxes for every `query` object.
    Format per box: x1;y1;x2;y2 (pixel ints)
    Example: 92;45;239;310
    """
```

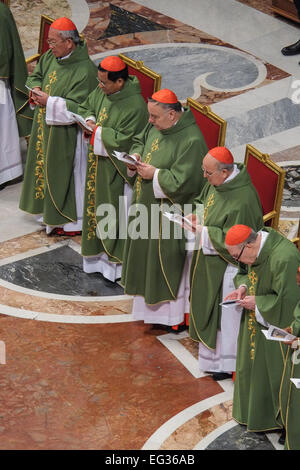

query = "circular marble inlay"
92;43;267;101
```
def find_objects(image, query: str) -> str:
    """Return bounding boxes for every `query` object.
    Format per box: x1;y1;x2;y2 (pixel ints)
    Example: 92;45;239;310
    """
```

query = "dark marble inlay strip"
0;246;124;297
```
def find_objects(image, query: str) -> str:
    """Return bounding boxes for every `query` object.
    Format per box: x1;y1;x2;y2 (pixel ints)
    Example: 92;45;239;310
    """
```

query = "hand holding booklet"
25;85;43;96
262;325;297;342
69;112;94;132
112;151;140;166
162;211;195;231
220;299;239;306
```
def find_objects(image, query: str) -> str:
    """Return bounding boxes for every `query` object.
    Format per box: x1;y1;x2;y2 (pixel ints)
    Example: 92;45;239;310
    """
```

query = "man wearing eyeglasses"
224;224;300;436
187;147;263;381
121;89;208;331
76;56;148;281
20;17;98;236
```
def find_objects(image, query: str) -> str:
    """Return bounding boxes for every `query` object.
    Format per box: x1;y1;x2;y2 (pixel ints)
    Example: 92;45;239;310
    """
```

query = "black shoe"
211;372;233;381
278;429;286;445
281;39;300;56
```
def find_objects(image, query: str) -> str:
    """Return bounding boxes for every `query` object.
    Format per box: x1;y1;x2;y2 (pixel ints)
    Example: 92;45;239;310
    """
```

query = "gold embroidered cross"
203;193;215;222
97;107;108;125
135;138;159;202
247;269;258;360
48;71;57;84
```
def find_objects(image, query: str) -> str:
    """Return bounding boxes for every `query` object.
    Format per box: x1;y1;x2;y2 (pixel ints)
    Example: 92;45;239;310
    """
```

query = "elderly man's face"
148;101;175;131
226;242;258;265
47;29;73;58
202;153;229;186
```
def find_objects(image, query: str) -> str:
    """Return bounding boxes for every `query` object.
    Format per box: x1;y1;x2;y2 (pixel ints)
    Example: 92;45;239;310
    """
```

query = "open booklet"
162;211;195;231
262;325;297;343
111;151;140;166
69;112;94;132
290;378;300;388
25;85;43;96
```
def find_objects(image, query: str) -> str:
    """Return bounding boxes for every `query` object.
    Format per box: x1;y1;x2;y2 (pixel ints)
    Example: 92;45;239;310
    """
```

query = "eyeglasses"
235;244;247;261
47;39;66;47
97;77;107;86
201;166;221;177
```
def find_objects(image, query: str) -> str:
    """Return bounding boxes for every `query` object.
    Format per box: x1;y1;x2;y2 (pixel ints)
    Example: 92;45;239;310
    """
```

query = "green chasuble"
121;108;208;305
233;228;300;432
78;76;148;262
0;3;33;137
189;165;263;349
19;42;98;226
280;301;300;450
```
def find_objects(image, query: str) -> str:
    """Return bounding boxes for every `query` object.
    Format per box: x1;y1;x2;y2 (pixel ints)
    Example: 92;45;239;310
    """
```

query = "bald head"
202;151;234;186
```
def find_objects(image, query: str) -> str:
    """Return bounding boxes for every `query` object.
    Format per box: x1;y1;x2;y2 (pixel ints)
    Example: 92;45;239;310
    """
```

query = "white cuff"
46;96;75;125
201;226;217;254
255;305;270;328
153;169;167;198
93;126;108;156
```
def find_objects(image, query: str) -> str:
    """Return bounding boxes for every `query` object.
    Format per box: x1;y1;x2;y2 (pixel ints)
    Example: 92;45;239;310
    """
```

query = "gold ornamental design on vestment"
34;70;57;200
248;270;258;360
86;107;109;240
135;138;159;202
203;193;215;222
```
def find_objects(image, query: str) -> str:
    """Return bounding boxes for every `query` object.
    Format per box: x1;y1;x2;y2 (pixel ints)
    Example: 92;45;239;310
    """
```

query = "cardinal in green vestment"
188;147;263;380
19;17;98;231
77;55;148;281
121;88;208;327
225;224;300;432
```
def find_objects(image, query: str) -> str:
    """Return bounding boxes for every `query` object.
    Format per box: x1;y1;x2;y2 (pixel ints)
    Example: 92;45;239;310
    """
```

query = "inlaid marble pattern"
0;245;124;297
0;316;222;450
206;424;276;450
160;400;233;450
11;0;71;52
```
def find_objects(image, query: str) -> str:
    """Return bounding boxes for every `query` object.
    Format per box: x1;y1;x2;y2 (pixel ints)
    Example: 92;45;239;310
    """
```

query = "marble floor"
0;0;299;451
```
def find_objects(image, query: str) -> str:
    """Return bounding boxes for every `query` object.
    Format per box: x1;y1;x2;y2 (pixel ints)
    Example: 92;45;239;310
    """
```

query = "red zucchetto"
100;56;126;72
225;224;252;246
151;89;178;104
209;146;234;164
50;17;77;31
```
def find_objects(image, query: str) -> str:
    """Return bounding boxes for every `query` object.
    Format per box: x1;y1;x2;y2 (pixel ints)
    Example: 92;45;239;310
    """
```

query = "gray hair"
148;98;182;113
58;29;81;45
217;162;234;172
238;229;258;247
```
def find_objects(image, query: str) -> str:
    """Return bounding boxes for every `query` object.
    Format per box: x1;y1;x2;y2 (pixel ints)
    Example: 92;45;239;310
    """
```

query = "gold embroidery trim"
248;270;258;360
34;70;57;200
135;138;159;202
203;193;215;222
86;107;108;240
